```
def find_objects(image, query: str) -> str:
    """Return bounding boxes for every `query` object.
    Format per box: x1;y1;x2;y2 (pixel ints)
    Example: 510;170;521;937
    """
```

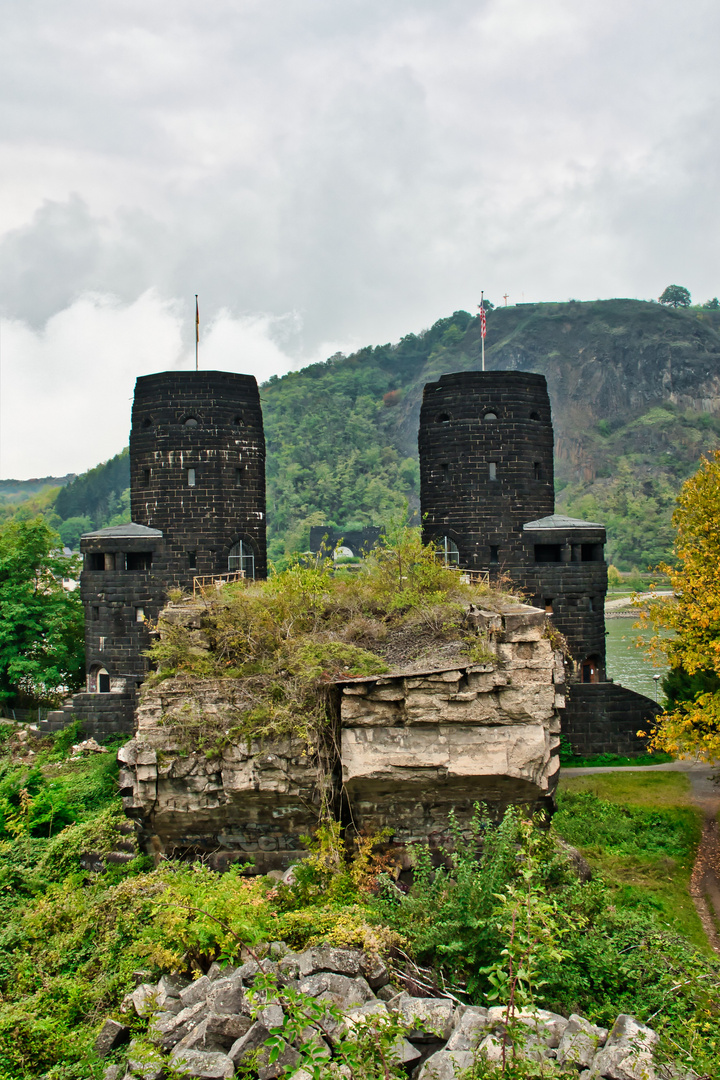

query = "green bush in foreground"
0;726;718;1078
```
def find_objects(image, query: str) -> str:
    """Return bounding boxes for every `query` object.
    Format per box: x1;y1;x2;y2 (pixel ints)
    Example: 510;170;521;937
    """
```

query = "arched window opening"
233;414;244;426
483;411;498;421
436;536;460;567
581;657;599;684
529;411;540;421
142;416;153;429
436;412;451;424
228;539;256;579
89;665;111;693
184;416;198;428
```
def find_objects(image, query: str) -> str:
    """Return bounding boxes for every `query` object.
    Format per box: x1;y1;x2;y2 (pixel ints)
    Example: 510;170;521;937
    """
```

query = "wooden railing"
446;566;491;586
192;571;245;596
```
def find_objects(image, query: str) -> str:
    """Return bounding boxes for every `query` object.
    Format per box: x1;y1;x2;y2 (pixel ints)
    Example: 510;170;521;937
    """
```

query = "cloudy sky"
1;0;718;478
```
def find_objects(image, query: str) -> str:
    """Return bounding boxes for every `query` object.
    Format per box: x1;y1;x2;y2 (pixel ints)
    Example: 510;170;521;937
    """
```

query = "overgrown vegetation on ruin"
146;526;502;749
0;724;718;1078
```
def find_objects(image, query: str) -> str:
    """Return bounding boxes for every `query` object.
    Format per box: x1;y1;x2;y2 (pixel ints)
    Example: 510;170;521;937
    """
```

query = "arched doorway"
89;665;111;693
228;539;256;579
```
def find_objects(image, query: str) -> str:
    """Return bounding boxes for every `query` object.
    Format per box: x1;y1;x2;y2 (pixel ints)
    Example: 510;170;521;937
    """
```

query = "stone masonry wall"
117;605;564;871
339;606;564;857
561;682;661;757
118;678;330;874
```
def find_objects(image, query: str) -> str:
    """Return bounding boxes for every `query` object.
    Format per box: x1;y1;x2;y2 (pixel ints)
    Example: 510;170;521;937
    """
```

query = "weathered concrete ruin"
118;603;564;872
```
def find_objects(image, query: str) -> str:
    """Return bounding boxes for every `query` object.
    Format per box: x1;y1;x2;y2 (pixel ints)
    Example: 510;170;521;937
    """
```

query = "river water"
605;615;670;701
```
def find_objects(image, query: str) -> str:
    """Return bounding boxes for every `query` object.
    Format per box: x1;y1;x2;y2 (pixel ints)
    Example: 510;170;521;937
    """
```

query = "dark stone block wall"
562;683;661;757
43;691;138;742
130;371;267;588
80;531;166;688
519;551;608;676
419;371;554;568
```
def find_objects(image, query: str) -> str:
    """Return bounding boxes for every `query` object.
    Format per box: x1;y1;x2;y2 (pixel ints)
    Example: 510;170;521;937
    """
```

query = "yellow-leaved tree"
645;450;720;761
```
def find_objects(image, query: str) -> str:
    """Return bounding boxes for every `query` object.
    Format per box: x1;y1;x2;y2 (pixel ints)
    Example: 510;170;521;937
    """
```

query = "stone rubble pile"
95;945;699;1080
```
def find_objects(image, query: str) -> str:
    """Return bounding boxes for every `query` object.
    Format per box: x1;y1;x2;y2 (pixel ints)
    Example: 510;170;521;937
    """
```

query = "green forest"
6;298;720;570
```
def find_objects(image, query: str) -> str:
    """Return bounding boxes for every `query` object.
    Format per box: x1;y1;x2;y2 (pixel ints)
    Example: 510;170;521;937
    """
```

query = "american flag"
479;302;487;338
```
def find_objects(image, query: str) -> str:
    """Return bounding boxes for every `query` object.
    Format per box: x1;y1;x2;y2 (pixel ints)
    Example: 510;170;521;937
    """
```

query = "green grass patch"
560;751;674;767
555;773;707;953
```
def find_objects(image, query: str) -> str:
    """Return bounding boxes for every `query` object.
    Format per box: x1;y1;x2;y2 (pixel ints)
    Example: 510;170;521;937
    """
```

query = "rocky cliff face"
118;604;563;873
392;299;720;487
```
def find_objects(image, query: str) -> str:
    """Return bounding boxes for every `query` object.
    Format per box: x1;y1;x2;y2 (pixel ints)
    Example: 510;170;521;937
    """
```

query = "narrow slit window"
544;598;554;614
440;462;449;482
92;606;100;621
188;551;197;569
490;545;499;564
187;468;196;487
488;461;497;480
135;607;145;623
142;468;150;487
235;467;245;486
533;462;542;480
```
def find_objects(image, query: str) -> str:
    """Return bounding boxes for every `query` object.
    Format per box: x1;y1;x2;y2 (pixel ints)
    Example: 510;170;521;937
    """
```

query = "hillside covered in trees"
7;298;720;568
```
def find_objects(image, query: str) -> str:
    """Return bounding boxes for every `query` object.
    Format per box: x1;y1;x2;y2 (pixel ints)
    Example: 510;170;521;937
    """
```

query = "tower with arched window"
130;370;267;587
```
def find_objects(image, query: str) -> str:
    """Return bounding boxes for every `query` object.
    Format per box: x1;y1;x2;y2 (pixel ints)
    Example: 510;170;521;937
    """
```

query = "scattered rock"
171;1048;235;1078
557;1013;609;1070
298;972;375;1009
205;1012;253;1048
446;1006;490;1051
70;737;108;756
296;946;362;978
109;945;672;1080
131;984;157;1018
207;974;245;1015
396;996;456;1041
418;1048;475;1078
359;952;390;989
180;975;213;1008
94;1018;130;1057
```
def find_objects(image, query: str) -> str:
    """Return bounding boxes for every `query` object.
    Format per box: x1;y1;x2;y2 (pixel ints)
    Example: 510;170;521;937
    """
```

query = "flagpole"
481;291;485;372
195;295;199;371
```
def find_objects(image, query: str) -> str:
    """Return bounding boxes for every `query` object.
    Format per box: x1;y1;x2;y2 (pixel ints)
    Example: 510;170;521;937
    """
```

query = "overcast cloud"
1;0;719;478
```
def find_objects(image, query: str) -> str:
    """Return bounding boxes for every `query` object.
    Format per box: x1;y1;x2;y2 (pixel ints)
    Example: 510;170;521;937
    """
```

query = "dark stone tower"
419;371;554;570
43;368;267;741
129;371;267;587
419;371;608;681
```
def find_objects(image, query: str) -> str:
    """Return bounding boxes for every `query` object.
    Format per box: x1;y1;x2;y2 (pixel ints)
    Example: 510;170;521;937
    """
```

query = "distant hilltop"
5;298;720;570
